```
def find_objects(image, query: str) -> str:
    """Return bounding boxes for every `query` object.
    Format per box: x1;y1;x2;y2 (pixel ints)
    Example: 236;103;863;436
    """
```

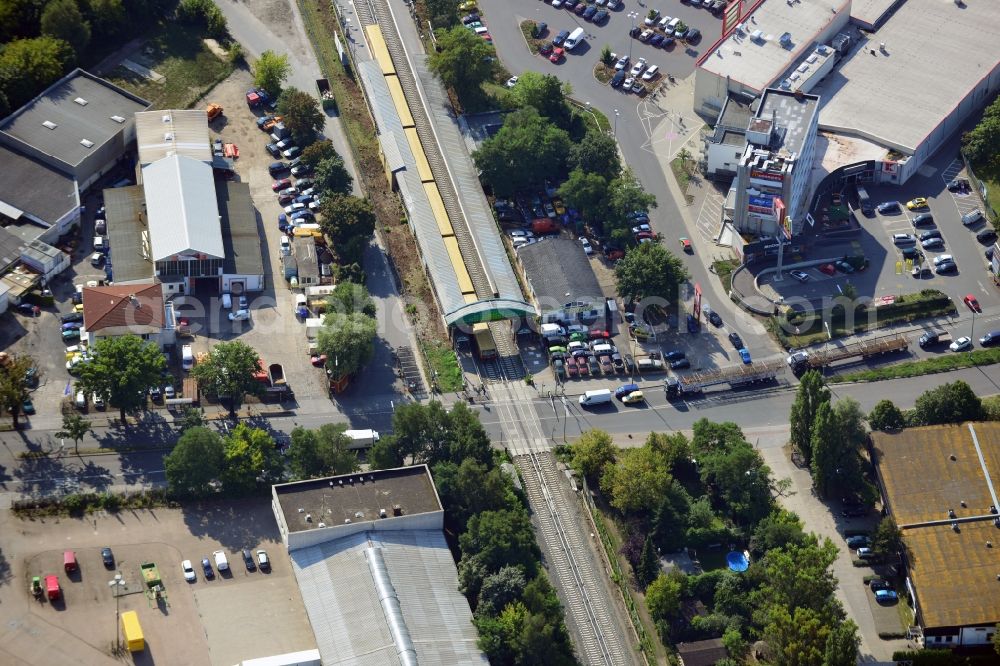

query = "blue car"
294;194;313;205
614;383;639;400
291;210;314;221
875;589;898;604
553;29;570;46
650;34;665;47
739;348;752;364
582;5;596;20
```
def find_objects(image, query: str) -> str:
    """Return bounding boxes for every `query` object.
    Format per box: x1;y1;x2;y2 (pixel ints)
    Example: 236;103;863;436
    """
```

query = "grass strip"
832;347;1000;382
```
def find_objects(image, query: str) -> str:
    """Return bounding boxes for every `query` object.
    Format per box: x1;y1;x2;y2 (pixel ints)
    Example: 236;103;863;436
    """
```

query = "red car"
272;178;291;192
964;294;982;313
635;231;653;241
549;47;564;63
818;263;836;276
539;42;553;56
574;2;587;14
680;237;693;253
565;356;577;377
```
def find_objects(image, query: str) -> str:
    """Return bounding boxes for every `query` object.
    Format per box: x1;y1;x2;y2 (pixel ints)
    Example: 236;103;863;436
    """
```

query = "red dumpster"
45;575;61;601
63;550;78;574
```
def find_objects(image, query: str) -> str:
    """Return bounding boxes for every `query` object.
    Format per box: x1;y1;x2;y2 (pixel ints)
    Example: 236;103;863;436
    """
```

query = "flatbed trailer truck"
787;335;908;375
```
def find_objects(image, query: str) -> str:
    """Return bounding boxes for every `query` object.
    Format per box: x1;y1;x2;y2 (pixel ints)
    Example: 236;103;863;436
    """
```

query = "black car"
728;332;744;349
664;350;685;361
869;579;892;592
947;177;970;193
911;212;934;227
935;260;957;274
202;558;215;579
582;5;597;20
919;229;941;241
552;29;570;46
976;228;998;244
60;312;84;323
611;353;625;371
265;142;281;157
535;21;547;35
268;161;289;176
242;548;257;572
101;547;115;568
669;358;690;370
629;25;641;38
707;311;722;327
650;33;664;47
980;330;1000;347
686;27;701;42
611;70;626;88
877;201;901;214
686;314;699;334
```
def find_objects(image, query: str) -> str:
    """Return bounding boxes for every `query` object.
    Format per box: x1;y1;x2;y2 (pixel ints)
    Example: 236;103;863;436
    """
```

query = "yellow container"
121;610;144;652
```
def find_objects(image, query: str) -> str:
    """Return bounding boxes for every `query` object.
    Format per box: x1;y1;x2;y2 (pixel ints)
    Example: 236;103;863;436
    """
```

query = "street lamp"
108;574;125;652
613;108;620;138
627;11;640;62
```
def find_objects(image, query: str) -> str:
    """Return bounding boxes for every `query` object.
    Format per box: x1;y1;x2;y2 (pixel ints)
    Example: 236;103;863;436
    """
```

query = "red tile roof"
82;283;164;332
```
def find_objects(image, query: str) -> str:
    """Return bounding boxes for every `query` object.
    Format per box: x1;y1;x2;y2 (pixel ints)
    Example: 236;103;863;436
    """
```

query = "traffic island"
519;20;545;55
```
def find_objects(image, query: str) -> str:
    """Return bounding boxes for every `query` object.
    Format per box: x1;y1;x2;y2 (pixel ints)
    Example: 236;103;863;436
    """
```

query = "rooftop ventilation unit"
74;97;88;106
42;121;57;130
380;508;387;518
110;115;125;123
164;133;173;141
305;513;312;522
318;522;326;528
80;139;94;148
161;114;171;123
779;32;792;47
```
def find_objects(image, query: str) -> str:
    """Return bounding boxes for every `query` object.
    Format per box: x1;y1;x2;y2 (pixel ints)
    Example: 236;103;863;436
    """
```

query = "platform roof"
817;0;1000;154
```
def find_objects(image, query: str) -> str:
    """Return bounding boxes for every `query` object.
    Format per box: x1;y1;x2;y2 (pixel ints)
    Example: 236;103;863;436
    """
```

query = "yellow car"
622;391;645;405
73;303;85;313
906;197;928;210
458;0;476;10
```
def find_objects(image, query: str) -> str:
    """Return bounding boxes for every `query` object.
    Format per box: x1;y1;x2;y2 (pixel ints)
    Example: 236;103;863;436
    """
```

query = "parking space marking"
940;158;982;216
694;190;724;240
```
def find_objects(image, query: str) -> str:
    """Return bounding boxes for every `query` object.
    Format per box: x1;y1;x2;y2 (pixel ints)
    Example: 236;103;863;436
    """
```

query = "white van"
541;323;565;338
181;344;194;371
344;429;380;450
666;17;681;32
279;235;291;256
564;27;585;50
592;343;614;355
579;389;612;407
962;209;984;226
221;293;233;309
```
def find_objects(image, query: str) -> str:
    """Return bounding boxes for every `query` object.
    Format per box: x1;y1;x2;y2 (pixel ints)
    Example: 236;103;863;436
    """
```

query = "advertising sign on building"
881;161;898;175
748;194;774;215
723;0;743;35
750;169;783;183
774;198;788;237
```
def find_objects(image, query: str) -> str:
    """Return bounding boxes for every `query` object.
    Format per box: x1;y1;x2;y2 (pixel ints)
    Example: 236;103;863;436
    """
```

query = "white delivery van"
564;27;585;50
344;429;380;450
213;550;229;571
579;389;612;407
181;344;194;371
541;323;565;338
221;293;233;309
591;343;614;355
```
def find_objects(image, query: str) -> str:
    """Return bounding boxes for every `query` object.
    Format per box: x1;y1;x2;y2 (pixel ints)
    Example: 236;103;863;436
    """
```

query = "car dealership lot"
0;499;314;666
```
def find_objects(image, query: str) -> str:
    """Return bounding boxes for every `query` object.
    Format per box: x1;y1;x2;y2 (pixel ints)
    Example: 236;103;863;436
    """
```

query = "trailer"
787;335;908;375
665;359;783;398
268;363;286;386
140;562;168;607
344;429;380;450
121;610;145;652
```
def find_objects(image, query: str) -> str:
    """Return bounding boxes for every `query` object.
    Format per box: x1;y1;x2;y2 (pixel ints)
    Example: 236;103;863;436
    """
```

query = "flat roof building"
271;466;488;665
218;181;265;294
516;237;604;318
816;0;1000;185
694;0;851;117
871;423;1000;648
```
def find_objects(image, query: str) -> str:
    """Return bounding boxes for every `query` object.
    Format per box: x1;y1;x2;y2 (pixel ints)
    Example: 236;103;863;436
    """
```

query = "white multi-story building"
732;88;819;238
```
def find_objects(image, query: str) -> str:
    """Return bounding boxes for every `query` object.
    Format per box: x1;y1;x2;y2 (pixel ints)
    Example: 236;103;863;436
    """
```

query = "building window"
946;636;952;643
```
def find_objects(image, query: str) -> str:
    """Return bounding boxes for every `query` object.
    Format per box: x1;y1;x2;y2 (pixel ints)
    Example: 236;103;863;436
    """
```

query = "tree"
912;380;983;425
809;402;840;499
55;413;90;455
823;621;859;666
509;71;571;128
650;481;691;551
434;459;510;531
175;0;226;38
316;311;377;378
571;429;615;480
314;155;354;198
177;407;205;432
749;509;808;558
428;26;494;103
327;281;376;317
601;443;671;514
424;0;459;27
699;440;774;526
0;352;35;428
460;508;539;576
75;335;166;423
753;538;839;618
287;423;359;480
645;573;683;624
606;170;657;229
40;0;90;56
600;45;614;65
557;168;609;224
763;605;832;666
385;401;493;468
219;424;282;494
277;87;324;145
252;50;290;97
477;565;526;616
0;0;45;42
86;0;127;40
570;130;621;181
300;139;337;170
190;341;264;417
614;242;689;306
317;195;374;263
0;36;75;110
870;516;902;560
473;107;571;197
789;370;830;464
868;399;905;432
163;427;224;497
637;535;659;589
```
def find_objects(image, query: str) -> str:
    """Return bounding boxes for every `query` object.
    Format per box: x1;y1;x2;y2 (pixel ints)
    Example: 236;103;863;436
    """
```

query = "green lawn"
106;23;233;110
831;347;1000;383
423;341;463;392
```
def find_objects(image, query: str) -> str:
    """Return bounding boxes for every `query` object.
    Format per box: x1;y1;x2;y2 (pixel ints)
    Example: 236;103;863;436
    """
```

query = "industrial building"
271;465;488;665
871;423;1000;648
103;110;264;295
516;237;605;324
0;69;150;245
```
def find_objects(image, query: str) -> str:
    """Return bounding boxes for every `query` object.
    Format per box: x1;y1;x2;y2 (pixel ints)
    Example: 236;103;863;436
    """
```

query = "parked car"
875;589;898;604
877;201;901;214
921;237;944;250
201;558;214;579
846;535;871;549
976;228;998;244
935;260;957;274
707;310;722;327
911;212;934;227
611;70;626;87
182;560;196;582
906;197;928;210
869;579;892;592
788;269;810;282
856;547;874;559
728;332;744;349
964;294;982;313
738;348;752;364
256;550;270;571
980;330;1000;347
949;336;973;352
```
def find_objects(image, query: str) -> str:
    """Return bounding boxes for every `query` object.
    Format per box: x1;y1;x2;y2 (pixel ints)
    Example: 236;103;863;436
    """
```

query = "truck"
268;363;285;386
345;429;380;450
665;359;783;399
473;322;497;360
121;610;145;652
245;90;262;108
206;103;223;121
918;331;951;348
316;78;334;103
786;335;908;375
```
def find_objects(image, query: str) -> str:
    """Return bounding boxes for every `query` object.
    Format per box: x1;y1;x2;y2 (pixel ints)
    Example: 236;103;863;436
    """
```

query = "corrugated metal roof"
135;110;212;166
359;61;468;321
412;60;525;305
142;155;224;261
291;530;488;666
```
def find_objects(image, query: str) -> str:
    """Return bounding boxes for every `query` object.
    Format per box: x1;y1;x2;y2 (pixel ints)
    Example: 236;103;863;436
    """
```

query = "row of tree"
868;379;985;432
368;401;576;664
570;421;861;663
315;281;378;379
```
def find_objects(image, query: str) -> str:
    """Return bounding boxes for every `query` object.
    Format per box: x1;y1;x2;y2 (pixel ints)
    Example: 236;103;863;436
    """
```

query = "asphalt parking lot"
487;0;718;82
0;499;314;666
